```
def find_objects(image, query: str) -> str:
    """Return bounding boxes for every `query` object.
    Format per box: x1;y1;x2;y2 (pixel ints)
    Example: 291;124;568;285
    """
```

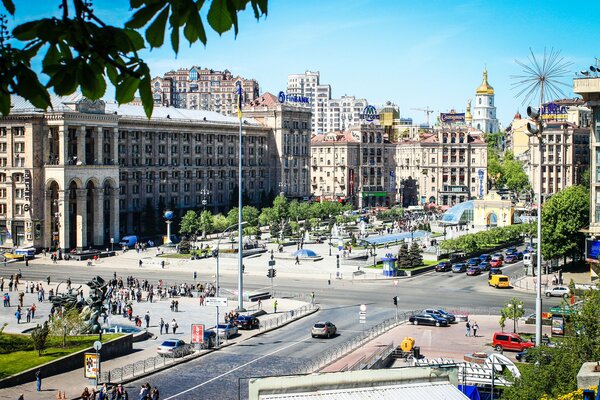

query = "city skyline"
8;0;600;127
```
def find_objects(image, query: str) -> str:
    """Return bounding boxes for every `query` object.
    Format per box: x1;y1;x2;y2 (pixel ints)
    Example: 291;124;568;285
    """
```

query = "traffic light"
526;106;541;136
267;268;276;278
272;268;276;278
393;296;398;306
212;249;218;258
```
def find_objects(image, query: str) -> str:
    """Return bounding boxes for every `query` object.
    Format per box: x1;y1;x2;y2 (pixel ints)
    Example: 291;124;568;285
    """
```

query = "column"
44;190;53;249
76;188;87;249
77;126;86;165
58;126;67;165
112;128;119;165
95;127;103;165
92;188;104;245
109;187;120;243
58;190;69;251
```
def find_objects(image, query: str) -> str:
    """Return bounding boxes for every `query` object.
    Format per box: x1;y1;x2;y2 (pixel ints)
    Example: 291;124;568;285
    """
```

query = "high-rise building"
471;67;499;134
151;66;260;116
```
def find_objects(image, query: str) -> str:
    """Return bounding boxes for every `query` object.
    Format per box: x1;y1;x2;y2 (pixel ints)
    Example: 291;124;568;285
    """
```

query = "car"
490;257;503;268
467;258;480;267
492;332;535;352
515;252;524;260
492;253;504;261
236;315;260;330
545;286;570;298
157;338;189;357
478;262;491;271
466;266;481;276
515;350;529;362
311;321;337;338
489;274;510;288
488;267;502;278
409;313;449;327
504;254;518;264
505;247;518;255
423;308;456;323
202;329;217;349
215;323;239;339
479;254;492;262
435;261;452;272
452;263;467;273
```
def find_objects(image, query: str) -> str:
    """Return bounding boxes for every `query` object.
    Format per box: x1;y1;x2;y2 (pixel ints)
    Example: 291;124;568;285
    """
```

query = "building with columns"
0;94;275;250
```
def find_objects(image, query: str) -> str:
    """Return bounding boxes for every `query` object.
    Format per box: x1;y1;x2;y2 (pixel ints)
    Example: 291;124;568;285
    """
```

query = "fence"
258;303;318;332
302;311;419;374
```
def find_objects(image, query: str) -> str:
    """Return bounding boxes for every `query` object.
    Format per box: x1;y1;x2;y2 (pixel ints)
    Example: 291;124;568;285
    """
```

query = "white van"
524;252;536;268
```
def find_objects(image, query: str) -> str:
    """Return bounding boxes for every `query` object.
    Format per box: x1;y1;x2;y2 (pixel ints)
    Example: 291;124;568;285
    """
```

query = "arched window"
189;69;198;81
477;123;481;130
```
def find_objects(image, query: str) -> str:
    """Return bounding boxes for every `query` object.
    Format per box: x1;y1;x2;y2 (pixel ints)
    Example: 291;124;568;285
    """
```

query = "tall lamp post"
199;188;210;211
236;81;245;312
52;199;61;251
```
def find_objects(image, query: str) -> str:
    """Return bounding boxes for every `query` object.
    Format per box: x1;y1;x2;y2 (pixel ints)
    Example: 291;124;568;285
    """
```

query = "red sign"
191;324;204;344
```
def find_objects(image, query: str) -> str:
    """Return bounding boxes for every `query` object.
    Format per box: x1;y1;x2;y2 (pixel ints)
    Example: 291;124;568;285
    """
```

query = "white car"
545;286;570;298
157;339;188;357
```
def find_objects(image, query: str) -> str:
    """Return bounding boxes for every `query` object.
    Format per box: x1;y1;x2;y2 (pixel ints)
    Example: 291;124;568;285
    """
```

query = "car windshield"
161;341;177;347
216;324;230;329
314;323;325;328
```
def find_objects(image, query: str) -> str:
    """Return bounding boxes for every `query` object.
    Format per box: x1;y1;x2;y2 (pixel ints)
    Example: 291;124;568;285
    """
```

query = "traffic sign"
205;297;228;307
268;260;276;266
93;341;102;351
191;324;204;344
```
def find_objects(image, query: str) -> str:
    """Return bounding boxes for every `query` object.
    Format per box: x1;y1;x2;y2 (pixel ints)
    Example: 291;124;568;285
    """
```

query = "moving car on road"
423;308;456;323
311;321;337;338
157;339;189;357
466;266;481;276
489;274;510;288
409;313;449;327
452;263;467;273
467;258;480;267
488;267;502;279
504;254;518;264
545;286;570;298
236;315;260;330
478;262;491;271
490;257;503;268
479;254;492;262
505;247;518;256
492;253;504;261
435;261;452;272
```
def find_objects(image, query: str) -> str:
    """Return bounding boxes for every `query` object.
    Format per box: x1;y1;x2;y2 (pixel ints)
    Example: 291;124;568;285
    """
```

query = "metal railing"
302;311;418;374
258;303;318;332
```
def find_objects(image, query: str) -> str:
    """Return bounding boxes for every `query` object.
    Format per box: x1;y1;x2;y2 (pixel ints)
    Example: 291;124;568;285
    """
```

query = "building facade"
151;66;260;116
0;95;277;250
471;67;499;134
287;71;331;135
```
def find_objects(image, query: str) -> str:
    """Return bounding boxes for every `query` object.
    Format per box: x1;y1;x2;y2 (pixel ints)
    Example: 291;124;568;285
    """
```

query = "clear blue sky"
8;0;600;126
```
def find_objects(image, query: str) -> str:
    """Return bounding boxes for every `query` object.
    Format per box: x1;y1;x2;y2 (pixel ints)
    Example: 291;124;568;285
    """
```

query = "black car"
202;329;217;349
467;258;480;267
452;263;467;273
488;267;503;278
236;315;260;330
409;313;449;327
423;308;456;323
435;261;452;272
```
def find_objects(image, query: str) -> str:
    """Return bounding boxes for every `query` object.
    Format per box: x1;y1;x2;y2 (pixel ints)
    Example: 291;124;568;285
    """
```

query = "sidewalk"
0;297;311;400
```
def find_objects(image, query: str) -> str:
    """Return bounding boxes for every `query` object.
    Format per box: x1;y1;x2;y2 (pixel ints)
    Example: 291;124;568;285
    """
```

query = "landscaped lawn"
0;334;121;379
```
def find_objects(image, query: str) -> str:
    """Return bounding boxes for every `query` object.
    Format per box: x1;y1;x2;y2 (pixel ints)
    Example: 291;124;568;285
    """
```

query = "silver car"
545;286;570;298
311;321;337;338
156;339;188;357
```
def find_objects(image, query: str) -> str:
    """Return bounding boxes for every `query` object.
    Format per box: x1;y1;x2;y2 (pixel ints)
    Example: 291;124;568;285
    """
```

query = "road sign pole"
216;305;220;349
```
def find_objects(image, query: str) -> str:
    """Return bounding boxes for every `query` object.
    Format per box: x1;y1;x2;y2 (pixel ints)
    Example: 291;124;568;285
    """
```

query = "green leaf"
15;65;51;109
106;64;119;86
129;0;146;8
42;45;60;71
138;76;153;119
171;24;180;53
126;2;165;29
12;20;43;41
145;6;169;48
79;63;107;100
123;29;146;51
2;0;15;15
184;6;206;44
115;76;140;104
169;0;192;27
0;92;10;116
207;0;232;34
47;64;78;96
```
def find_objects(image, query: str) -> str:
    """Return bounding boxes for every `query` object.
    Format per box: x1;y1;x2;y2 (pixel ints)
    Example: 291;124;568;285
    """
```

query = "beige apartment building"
151;66;260;116
0;94;280;250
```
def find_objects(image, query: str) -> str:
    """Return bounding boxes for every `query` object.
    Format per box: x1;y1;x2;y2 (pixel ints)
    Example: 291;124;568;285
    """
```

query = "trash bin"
413;346;420;360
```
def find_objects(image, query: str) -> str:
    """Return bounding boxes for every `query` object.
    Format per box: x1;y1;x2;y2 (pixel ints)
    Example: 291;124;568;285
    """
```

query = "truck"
523;252;537;269
119;235;138;248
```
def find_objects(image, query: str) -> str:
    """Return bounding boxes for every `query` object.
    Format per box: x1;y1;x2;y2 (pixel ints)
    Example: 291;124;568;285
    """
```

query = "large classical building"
470;67;499;134
151;66;260;116
0;94;299;250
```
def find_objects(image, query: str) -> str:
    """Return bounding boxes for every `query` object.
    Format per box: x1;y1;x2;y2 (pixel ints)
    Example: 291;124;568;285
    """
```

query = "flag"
6;227;11;239
236;82;243;120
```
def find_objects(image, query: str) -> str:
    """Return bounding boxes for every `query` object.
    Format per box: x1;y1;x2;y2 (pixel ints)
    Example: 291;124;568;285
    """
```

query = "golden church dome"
476;67;494;95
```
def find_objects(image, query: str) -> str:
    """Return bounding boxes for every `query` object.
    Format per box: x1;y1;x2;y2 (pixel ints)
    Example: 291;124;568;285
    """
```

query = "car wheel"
495;345;503;352
311;334;316;338
563;293;569;298
413;320;418;325
545;292;550;297
435;322;440;327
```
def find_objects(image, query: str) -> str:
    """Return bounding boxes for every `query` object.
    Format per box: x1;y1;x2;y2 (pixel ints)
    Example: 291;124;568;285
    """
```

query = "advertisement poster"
84;353;99;379
191;324;204;344
551;315;565;336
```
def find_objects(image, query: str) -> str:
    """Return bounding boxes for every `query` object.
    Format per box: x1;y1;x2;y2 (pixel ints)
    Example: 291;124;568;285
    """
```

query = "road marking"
163;339;304;399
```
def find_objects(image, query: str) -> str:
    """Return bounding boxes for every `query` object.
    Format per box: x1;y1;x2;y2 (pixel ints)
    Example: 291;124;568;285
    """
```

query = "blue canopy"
360;230;429;245
293;249;317;257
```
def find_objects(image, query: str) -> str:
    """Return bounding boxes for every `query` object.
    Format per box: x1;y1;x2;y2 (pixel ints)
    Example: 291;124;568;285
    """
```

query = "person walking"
310;291;315;304
164;321;169;334
159;318;164;335
171;319;178;334
15;308;21;324
465;320;471;337
35;369;42;391
473;321;479;337
295;256;300;265
273;299;278;313
139;259;143;268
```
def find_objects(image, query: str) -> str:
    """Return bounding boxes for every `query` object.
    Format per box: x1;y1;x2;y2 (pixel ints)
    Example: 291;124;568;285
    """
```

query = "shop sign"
440;113;465;123
359;105;380;122
24;169;32;213
278;91;309;104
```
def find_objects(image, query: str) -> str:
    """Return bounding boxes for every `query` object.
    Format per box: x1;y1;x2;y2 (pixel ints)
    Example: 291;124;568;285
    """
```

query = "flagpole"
236;81;245;312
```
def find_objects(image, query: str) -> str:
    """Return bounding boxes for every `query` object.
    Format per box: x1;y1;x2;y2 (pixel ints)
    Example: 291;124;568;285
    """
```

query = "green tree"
503;154;529;192
242;206;260;226
31;321;50;356
212;214;228;232
272;195;288;222
198;210;213;238
258;207;276;227
179;210;199;236
499;297;524;334
396;243;411;268
50;308;86;347
0;0;268;117
408;241;423;267
541;185;589;261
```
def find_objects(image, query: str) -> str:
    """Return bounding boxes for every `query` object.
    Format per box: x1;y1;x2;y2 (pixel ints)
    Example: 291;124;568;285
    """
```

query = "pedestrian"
159;318;164;335
295;256;300;265
161;260;165;269
151;386;160;400
145;311;150;328
175;300;179;312
164;321;169;334
35;369;42;391
473;322;479;337
171;319;178;334
30;303;36;319
46;276;50;285
273;299;278;313
26;308;31;323
465;320;471;337
15;308;21;324
311;291;315;304
139;259;143;268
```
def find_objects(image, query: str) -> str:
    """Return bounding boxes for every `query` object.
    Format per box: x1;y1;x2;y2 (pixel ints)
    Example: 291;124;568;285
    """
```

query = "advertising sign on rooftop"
440;113;465;123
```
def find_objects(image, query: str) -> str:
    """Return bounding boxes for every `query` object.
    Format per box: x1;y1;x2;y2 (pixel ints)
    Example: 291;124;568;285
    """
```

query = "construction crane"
410;107;435;127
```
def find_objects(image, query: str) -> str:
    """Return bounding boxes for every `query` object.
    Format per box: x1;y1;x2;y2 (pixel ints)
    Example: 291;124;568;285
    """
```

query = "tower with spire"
471;67;499;133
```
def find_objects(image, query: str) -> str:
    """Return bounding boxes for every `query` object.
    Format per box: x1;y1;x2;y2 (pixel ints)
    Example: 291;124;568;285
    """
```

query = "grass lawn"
0;334;121;379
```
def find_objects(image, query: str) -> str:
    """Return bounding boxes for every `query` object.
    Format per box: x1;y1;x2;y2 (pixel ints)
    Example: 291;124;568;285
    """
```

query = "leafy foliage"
49;308;86;347
31;322;50;356
408;241;423;267
396;243;411;268
541;185;589;260
0;0;268;118
499;297;524;333
441;223;533;254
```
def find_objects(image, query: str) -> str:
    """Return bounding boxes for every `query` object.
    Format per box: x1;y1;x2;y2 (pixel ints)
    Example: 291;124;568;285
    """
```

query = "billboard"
84;353;99;379
586;238;600;263
440;113;465;123
191;324;204;344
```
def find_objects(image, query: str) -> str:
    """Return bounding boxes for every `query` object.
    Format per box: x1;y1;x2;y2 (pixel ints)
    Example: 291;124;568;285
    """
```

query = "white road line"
163;340;305;399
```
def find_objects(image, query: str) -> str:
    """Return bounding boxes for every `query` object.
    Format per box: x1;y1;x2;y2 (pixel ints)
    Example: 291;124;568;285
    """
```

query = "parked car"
504;254;518;264
515;252;524;260
452;263;467;273
492;253;504;261
215;323;239;339
545;286;570;298
435;261;452;272
202;329;217;349
466;266;481;276
488;267;503;279
478;262;491;271
515;350;529;362
479;254;492;262
236;315;260;330
157;338;189;357
467;258;480;267
493;332;535;352
505;247;518;256
423;308;456;323
409;313;449;327
490;257;503;268
311;321;337;338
